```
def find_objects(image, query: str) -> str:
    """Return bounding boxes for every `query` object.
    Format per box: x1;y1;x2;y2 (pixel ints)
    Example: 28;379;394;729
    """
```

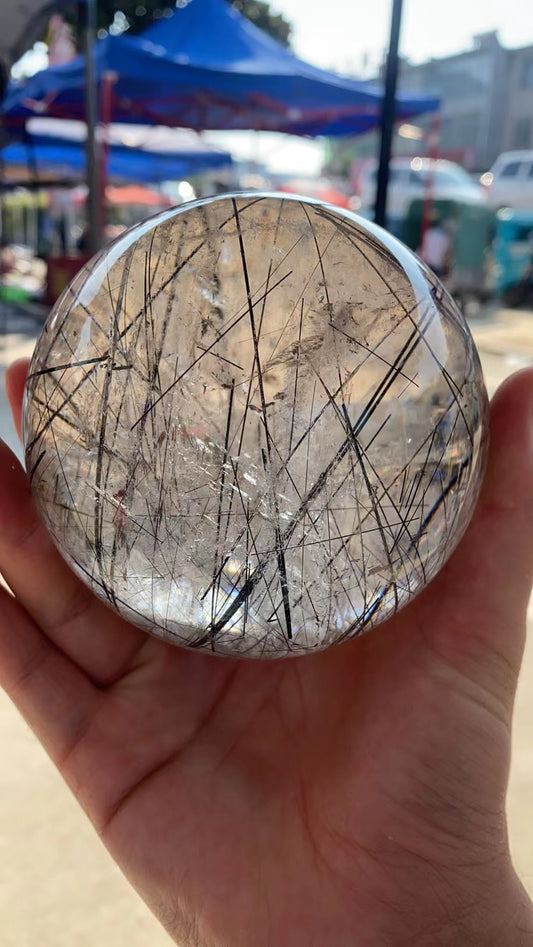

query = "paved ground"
0;301;532;944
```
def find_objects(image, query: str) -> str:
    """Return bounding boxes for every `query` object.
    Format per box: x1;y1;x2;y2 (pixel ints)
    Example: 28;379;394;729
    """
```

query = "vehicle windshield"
412;167;474;187
370;164;474;187
370;167;403;182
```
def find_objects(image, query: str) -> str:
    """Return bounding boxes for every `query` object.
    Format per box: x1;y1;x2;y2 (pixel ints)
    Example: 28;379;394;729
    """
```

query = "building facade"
399;32;508;171
500;43;533;152
325;32;533;180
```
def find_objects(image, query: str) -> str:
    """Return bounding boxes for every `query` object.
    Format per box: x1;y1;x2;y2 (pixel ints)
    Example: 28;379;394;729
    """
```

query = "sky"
11;0;533;177
279;0;533;76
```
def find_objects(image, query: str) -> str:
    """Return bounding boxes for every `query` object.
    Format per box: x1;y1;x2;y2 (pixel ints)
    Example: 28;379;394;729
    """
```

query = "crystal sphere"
23;193;488;657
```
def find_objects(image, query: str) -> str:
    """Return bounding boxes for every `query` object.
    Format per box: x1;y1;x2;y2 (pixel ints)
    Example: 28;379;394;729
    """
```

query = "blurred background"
1;0;533;943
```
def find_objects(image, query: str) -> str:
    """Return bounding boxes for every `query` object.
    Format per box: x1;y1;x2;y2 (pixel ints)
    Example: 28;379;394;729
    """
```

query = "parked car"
353;157;485;218
482;151;533;211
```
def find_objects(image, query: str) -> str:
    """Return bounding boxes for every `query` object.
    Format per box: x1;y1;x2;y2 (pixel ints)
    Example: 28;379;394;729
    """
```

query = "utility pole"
374;0;404;228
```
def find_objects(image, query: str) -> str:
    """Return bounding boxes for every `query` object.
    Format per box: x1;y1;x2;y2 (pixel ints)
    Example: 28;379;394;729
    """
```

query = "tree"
231;0;291;45
95;0;292;46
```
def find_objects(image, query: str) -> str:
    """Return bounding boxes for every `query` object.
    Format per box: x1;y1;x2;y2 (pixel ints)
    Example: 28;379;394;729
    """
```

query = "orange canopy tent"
105;185;173;207
71;184;173;207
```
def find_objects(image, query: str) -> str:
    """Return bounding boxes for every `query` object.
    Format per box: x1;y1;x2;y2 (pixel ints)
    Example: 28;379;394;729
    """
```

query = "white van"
353;157;485;218
483;151;533;211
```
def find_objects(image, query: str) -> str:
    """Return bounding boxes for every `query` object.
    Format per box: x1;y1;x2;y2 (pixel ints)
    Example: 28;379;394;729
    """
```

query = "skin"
1;358;533;946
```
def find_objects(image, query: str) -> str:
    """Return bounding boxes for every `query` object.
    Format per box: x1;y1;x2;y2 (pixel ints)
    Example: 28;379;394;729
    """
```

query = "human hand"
1;358;533;947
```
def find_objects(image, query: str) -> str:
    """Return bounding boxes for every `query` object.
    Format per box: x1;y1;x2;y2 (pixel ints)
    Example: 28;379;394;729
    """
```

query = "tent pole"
99;71;115;241
374;0;403;228
82;0;101;254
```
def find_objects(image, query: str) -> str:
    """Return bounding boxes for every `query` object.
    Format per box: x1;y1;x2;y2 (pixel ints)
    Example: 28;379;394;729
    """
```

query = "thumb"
5;357;30;442
417;367;533;691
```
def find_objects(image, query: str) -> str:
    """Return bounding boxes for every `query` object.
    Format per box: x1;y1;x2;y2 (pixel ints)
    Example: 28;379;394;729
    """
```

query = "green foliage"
231;1;291;46
95;2;171;36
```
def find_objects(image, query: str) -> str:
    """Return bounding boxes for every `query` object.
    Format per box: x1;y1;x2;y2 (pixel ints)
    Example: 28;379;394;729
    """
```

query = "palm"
2;361;533;945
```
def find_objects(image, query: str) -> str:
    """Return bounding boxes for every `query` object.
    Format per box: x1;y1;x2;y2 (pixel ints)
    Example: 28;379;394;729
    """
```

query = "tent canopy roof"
3;0;439;136
137;0;347;76
1;118;233;183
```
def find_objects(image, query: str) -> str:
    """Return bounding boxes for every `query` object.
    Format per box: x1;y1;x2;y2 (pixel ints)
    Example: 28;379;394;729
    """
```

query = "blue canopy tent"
2;0;439;135
1;121;233;183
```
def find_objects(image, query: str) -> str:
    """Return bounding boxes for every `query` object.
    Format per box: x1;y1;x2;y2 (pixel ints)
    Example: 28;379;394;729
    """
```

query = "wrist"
503;877;533;945
410;873;533;946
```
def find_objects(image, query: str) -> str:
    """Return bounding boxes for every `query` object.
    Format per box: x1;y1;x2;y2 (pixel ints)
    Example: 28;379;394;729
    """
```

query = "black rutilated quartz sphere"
23;193;488;657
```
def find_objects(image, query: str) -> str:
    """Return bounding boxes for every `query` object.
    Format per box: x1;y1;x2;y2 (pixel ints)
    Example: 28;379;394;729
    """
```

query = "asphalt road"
0;302;532;945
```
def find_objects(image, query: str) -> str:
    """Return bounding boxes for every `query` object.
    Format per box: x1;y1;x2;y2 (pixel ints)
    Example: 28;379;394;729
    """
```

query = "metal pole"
374;0;404;228
0;66;9;251
82;0;101;253
99;71;116;238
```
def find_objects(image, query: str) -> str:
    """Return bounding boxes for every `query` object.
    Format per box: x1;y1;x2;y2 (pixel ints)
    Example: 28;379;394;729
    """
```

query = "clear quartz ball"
23;194;489;657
